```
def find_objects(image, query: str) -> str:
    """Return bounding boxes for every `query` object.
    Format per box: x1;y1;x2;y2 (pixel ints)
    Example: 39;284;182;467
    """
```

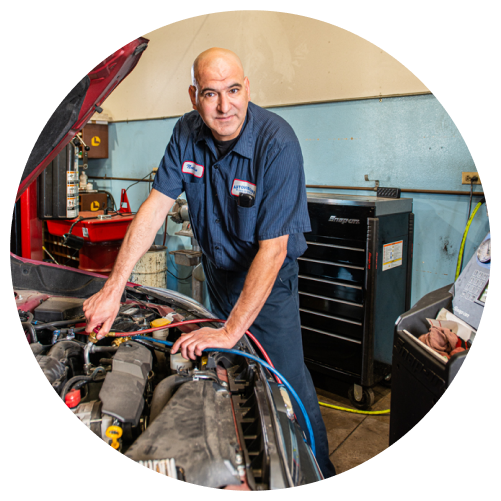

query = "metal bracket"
364;174;380;191
353;384;364;402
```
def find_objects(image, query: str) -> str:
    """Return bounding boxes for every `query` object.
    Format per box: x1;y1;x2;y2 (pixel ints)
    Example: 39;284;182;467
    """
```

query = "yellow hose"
319;401;390;415
455;200;484;280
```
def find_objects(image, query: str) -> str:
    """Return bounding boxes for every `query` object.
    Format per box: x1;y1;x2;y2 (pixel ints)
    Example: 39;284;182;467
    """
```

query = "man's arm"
171;235;288;360
83;189;175;338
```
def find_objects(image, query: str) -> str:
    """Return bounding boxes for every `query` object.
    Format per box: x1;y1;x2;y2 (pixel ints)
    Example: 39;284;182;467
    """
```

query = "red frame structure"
20;184;43;260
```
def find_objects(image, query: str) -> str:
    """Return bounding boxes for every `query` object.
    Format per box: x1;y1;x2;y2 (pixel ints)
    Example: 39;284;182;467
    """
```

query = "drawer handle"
299;291;363;307
300;308;363;326
301;326;362;344
298;274;363;290
306;241;365;252
298;257;365;271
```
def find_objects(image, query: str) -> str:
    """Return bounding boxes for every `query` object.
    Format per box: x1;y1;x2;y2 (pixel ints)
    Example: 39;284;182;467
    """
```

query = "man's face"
189;58;250;142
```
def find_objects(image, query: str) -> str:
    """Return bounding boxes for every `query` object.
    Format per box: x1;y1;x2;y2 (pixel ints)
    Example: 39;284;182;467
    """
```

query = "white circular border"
2;1;499;499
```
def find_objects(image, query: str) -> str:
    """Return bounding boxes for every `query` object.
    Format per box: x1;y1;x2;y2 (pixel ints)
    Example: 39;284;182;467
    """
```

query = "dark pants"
203;257;336;479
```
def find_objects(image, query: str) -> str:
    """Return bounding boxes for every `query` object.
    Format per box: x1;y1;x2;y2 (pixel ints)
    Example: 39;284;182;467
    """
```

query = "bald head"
191;48;244;88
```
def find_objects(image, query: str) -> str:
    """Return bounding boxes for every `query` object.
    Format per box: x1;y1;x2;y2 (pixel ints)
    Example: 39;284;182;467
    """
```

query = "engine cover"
33;296;84;322
99;342;152;426
125;380;242;489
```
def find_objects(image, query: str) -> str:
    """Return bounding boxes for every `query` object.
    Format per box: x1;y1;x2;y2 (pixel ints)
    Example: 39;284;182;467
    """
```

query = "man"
83;48;336;478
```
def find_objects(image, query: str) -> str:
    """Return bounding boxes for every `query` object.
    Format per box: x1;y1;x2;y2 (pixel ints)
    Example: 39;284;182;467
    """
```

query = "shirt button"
214;165;219;170
215;246;220;250
215;219;220;223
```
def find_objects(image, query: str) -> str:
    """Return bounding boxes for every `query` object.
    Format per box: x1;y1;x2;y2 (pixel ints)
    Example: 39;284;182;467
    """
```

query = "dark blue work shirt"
153;101;311;271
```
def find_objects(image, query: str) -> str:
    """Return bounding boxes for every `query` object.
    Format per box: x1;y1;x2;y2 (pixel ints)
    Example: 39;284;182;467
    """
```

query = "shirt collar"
195;102;255;160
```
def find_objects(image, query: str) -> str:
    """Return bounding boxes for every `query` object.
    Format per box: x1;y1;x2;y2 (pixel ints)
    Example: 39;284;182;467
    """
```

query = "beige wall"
100;11;429;122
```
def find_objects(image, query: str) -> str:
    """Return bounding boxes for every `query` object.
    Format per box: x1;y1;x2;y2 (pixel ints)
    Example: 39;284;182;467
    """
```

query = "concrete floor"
316;384;391;474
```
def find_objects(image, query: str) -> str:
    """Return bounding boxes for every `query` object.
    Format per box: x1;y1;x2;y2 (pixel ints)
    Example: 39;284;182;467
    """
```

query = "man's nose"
218;93;231;114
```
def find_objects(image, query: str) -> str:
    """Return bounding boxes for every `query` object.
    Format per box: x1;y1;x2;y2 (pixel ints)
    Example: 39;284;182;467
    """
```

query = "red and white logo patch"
182;161;204;178
231;179;257;197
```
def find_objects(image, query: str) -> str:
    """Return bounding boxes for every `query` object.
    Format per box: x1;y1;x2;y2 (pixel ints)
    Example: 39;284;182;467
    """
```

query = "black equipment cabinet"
389;284;467;445
299;193;414;408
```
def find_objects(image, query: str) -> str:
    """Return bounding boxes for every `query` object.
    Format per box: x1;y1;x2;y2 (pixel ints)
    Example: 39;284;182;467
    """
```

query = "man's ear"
189;85;198;111
244;77;250;101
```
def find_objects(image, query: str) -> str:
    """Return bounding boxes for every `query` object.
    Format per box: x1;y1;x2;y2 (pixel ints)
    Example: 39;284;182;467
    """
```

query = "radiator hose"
22;322;37;343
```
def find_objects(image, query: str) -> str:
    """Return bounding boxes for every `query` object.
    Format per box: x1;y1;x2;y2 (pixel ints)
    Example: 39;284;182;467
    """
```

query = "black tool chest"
299;193;414;408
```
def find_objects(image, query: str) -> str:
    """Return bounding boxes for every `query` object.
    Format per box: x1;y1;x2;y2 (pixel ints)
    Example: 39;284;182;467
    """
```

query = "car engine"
16;283;320;489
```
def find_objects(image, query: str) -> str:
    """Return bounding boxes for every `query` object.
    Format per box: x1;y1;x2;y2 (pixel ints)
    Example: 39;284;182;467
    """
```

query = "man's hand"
82;189;175;340
83;286;122;340
171;326;241;360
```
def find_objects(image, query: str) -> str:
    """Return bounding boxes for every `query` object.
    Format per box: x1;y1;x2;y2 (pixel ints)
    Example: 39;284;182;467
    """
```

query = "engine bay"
16;283;320;489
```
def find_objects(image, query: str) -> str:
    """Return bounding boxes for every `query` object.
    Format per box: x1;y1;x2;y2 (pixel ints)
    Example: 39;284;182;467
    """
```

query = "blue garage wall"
271;94;489;305
87;94;489;304
86;118;193;296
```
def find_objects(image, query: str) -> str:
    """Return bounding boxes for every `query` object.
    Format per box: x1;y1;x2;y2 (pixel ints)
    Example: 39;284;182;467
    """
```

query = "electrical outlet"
462;172;481;185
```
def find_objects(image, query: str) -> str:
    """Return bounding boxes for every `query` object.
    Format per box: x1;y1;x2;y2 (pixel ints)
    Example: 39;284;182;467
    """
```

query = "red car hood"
17;37;149;202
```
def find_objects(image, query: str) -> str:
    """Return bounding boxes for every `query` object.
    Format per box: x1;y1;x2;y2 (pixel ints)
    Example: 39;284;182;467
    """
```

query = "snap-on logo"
329;216;360;224
182;161;204;178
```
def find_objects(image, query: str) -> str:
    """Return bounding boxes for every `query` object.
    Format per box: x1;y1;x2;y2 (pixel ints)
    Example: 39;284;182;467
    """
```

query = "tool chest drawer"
302;241;366;267
307;203;372;241
301;326;362;377
298;276;364;303
300;309;363;341
298;258;365;284
299;291;364;321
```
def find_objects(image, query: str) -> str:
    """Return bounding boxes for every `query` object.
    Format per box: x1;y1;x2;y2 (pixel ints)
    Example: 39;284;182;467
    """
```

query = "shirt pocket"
225;193;257;243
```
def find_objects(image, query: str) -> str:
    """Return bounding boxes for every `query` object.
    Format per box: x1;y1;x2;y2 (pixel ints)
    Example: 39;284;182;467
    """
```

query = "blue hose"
132;335;316;456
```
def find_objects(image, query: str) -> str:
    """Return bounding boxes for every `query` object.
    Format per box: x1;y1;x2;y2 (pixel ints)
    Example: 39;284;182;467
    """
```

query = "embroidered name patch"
231;179;257;197
182;161;204;178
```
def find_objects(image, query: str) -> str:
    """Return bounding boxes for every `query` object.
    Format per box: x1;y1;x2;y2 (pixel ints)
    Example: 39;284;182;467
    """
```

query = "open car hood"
17;37;149;202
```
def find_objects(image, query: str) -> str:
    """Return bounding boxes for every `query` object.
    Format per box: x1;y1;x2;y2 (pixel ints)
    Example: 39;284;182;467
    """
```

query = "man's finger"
171;337;184;354
85;316;99;334
171;332;195;354
181;336;200;360
180;339;191;360
186;339;199;360
194;345;204;357
97;318;113;340
95;326;105;340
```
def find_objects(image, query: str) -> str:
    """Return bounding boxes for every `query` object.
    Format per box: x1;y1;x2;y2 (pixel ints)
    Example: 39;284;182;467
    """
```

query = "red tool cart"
46;191;134;273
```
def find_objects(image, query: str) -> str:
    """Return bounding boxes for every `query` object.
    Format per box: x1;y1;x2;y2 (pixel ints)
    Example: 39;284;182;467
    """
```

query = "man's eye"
204;92;215;98
229;88;239;94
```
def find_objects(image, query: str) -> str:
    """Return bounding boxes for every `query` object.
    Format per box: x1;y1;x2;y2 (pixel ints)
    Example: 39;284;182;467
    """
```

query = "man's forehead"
194;55;244;86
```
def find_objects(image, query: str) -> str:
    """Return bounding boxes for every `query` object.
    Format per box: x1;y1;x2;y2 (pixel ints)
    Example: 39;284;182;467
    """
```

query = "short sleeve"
256;140;311;240
152;119;184;200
